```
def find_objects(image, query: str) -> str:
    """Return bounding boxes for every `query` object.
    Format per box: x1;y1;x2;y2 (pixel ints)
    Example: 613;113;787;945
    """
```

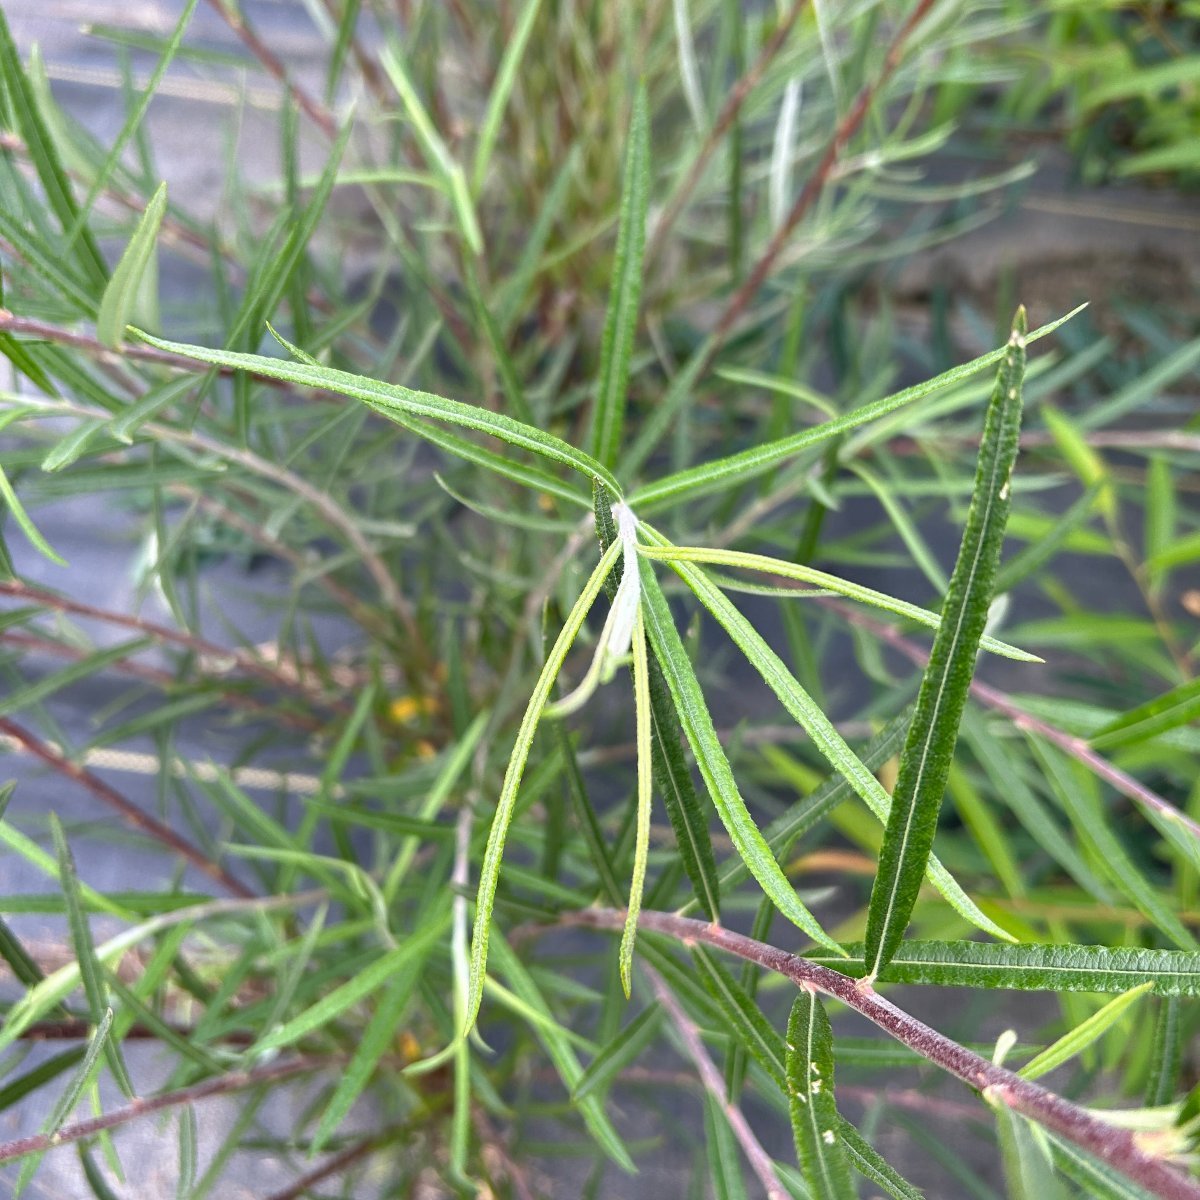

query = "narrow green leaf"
630;305;1080;512
10;1009;112;1179
595;484;720;920
39;419;106;472
465;538;623;1033
0;9;107;288
837;1120;924;1200
309;969;422;1154
130;330;622;496
704;1091;750;1200
639;543;1039;662
1043;406;1115;519
488;934;635;1172
683;712;912;916
0;1047;86;1115
802;940;1200;994
471;0;543;194
255;914;447;1055
62;0;197;252
589;85;650;470
693;947;786;1089
1144;457;1175;593
0;457;67;565
1018;983;1153;1081
574;1003;664;1100
1144;996;1183;1107
0;638;150;716
1090;677;1200;751
638;561;843;954
647;531;1012;943
1047;1134;1157;1200
864;308;1028;980
786;991;856;1199
619;607;653;997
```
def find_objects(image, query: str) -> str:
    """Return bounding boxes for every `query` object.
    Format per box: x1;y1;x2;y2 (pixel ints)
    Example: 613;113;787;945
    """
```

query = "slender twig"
647;965;788;1200
0;580;344;715
205;0;338;137
0;717;254;899
569;909;1200;1200
708;0;937;351
0;1057;318;1165
263;1131;401;1200
0;630;325;733
647;1;808;261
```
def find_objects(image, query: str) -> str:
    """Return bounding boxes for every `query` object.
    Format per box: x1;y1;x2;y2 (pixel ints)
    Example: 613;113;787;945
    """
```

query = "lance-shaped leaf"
802;940;1200;995
838;1120;924;1200
588;84;650;470
131;330;623;497
1090;676;1200;751
96;182;168;343
638;562;841;953
786;990;856;1200
464;537;623;1032
595;484;721;920
864;307;1028;980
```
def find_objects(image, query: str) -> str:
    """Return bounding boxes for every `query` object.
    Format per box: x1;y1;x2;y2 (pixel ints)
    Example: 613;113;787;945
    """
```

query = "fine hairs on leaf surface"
3;4;1200;1198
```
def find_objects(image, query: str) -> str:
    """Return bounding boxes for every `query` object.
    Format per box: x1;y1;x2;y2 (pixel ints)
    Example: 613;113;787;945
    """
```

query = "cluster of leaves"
951;0;1200;184
0;2;1198;1198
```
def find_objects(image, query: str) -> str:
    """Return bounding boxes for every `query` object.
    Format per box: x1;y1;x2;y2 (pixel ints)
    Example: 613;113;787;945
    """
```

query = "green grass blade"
802;940;1200;994
588;85;650;470
619;607;653;997
864;308;1028;981
630;305;1078;512
471;0;543;195
786;991;856;1199
464;538;623;1033
637;560;842;954
639;544;1039;662
1018;983;1154;1081
130;330;622;496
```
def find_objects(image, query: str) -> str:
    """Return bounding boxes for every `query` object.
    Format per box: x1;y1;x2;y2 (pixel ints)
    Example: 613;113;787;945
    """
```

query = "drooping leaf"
465;538;623;1032
864;308;1028;980
595;484;720;920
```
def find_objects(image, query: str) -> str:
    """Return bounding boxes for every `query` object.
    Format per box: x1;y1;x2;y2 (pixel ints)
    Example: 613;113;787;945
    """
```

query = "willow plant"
1;2;1199;1198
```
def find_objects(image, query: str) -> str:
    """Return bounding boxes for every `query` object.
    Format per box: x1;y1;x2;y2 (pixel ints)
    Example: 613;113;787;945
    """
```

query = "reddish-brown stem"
263;1132;400;1200
568;909;1200;1200
0;579;344;716
0;1057;316;1165
647;966;787;1199
647;1;808;262
0;630;325;733
205;0;338;138
0;717;254;899
708;0;938;351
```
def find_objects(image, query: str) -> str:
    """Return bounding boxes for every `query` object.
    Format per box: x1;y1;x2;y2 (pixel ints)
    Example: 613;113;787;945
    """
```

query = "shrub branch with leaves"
0;2;1198;1197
